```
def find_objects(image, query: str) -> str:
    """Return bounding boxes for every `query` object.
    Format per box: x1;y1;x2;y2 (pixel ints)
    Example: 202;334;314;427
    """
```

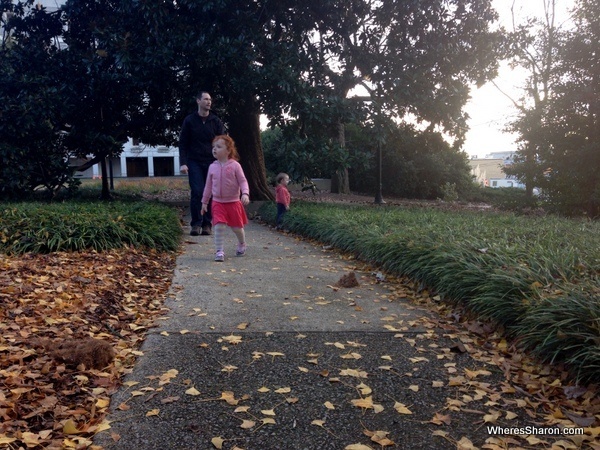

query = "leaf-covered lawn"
0;249;176;449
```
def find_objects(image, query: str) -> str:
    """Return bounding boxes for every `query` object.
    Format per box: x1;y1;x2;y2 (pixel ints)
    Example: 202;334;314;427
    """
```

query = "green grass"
260;200;600;384
0;201;182;254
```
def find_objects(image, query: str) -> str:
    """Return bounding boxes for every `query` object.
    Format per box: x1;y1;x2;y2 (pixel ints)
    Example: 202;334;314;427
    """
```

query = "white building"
73;139;182;179
469;151;525;189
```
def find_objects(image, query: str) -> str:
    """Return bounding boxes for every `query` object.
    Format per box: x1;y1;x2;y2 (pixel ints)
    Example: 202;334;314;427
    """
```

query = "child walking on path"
201;136;250;262
275;173;291;230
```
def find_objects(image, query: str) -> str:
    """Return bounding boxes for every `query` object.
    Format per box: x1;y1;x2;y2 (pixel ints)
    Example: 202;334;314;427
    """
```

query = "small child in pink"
275;172;291;230
201;135;250;261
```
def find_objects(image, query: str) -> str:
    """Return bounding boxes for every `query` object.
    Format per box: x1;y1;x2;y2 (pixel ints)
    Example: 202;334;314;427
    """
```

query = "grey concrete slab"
94;218;533;450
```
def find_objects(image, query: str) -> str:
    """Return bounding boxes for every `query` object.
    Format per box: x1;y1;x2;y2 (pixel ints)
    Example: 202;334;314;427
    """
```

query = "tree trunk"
227;101;274;201
99;156;112;200
330;121;350;194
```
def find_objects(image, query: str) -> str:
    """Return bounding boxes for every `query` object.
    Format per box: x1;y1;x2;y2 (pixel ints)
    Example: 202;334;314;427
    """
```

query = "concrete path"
94;218;525;450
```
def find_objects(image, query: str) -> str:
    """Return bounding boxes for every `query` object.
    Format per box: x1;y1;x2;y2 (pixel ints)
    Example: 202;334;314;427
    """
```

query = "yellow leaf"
96;398;110;408
240;420;255;429
340;368;368;378
351;396;374;409
261;418;276;424
21;432;40;446
63;419;80;435
381;355;392;361
221;335;243;344
408;385;419;392
456;436;476;450
236;322;249;330
261;409;276;416
345;444;373;450
373;403;385;413
220;391;238;405
357;383;372;395
95;420;111;433
258;387;271;393
286;397;299;403
185;387;201;396
234;406;250;413
324;401;336;410
146;409;160;417
180;329;190;334
0;437;17;445
409;357;428;363
394;402;412;415
432;380;444;388
221;365;238;373
298;367;309;373
266;352;285;358
311;420;325;427
505;411;518;420
275;387;291;394
211;436;225;449
483;411;501;423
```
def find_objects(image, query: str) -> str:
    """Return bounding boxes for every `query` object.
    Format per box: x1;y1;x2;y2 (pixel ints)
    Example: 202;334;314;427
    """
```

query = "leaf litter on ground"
2;238;600;449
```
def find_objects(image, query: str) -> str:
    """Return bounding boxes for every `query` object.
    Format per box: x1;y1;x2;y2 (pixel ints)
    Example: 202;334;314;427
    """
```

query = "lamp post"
374;138;385;204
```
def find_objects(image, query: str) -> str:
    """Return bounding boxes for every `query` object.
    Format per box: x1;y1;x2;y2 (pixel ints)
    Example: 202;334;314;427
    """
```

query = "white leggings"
213;223;245;252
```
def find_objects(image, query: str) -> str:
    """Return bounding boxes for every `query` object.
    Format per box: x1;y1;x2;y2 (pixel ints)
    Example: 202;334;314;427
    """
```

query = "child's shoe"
235;243;247;256
215;251;225;262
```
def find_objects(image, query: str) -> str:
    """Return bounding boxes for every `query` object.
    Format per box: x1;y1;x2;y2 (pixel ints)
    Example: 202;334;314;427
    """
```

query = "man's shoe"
201;225;212;235
215;251;225;262
235;243;247;257
190;226;200;236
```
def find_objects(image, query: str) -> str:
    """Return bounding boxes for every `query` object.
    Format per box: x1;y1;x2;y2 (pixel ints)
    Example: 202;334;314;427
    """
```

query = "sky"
462;0;575;158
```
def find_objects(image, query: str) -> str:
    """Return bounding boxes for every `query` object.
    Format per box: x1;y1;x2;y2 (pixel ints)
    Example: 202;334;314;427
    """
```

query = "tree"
3;0;501;202
0;0;78;199
541;0;600;215
502;0;562;198
114;0;501;199
505;0;600;216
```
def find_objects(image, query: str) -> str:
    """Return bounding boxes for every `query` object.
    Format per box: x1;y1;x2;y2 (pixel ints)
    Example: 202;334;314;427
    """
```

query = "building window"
492;181;498;187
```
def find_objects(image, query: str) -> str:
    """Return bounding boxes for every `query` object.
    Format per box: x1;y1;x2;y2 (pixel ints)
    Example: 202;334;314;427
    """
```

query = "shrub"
0;201;182;254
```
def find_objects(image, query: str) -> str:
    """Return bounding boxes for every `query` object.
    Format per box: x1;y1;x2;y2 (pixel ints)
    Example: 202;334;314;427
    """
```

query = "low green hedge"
0;201;182;254
260;201;600;384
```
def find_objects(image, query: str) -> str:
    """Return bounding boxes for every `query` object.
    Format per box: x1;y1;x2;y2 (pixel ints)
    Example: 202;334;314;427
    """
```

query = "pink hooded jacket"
201;159;250;204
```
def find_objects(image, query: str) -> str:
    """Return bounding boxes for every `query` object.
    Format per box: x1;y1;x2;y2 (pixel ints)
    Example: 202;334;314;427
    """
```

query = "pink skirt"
211;200;248;228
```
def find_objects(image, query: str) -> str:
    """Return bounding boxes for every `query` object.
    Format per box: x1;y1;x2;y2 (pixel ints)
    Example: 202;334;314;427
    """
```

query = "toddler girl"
201;135;250;261
275;172;291;230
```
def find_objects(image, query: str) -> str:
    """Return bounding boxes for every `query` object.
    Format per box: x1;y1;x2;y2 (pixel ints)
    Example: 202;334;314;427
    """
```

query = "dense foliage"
1;0;500;201
0;201;181;254
260;200;600;383
504;0;600;217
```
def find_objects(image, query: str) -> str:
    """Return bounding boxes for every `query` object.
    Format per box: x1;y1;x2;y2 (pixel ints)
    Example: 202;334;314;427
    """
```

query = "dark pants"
187;159;211;227
276;203;287;227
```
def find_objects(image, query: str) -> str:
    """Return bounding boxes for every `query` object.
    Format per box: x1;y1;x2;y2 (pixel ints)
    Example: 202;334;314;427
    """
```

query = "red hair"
213;135;239;161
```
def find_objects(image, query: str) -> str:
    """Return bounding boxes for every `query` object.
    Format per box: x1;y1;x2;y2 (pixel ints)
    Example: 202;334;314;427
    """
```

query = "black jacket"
178;112;225;165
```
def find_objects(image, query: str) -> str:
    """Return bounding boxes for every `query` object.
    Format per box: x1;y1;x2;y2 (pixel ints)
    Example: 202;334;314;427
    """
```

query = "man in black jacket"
179;91;226;236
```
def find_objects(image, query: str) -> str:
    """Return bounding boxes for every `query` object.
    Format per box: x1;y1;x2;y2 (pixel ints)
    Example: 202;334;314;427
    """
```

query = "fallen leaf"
146;409;160;417
394;402;412;415
211;436;225;449
240;420;255;429
63;419;80;435
185;387;201;396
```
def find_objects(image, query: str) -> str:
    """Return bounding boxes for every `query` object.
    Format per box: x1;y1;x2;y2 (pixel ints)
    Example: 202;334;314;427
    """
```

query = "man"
179;91;225;236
